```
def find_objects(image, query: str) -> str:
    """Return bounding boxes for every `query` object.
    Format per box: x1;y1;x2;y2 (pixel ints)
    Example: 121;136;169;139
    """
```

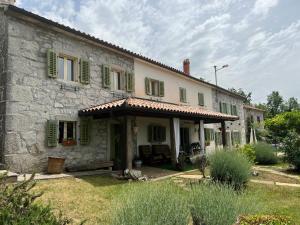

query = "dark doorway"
110;124;125;170
180;127;190;153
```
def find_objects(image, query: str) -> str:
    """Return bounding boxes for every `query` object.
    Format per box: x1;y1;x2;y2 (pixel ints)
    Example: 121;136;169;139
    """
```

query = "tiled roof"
243;104;265;112
80;97;239;121
6;5;246;100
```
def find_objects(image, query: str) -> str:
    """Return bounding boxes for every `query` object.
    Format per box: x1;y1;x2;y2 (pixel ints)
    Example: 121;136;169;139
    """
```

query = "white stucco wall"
134;59;213;109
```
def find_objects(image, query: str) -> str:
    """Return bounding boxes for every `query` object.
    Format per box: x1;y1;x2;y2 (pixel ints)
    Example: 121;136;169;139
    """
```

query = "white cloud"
252;0;279;16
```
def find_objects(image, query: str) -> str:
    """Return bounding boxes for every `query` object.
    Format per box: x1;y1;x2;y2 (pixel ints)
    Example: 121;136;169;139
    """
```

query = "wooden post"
221;121;227;148
169;118;176;166
199;120;205;152
125;116;133;170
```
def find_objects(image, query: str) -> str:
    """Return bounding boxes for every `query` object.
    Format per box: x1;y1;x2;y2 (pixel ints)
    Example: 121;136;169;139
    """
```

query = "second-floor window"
145;78;164;97
112;70;125;91
220;102;228;114
198;93;204;106
58;55;76;82
230;105;238;116
179;87;187;103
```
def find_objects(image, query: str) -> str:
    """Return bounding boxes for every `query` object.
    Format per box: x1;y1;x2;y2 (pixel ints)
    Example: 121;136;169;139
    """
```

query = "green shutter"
219;102;222;112
80;59;90;84
47;49;57;78
159;81;164;97
180;88;186;102
47;120;57;147
233;105;238;116
145;78;151;95
80;119;90;145
222;103;228;114
198;93;204;106
126;72;134;92
101;65;111;88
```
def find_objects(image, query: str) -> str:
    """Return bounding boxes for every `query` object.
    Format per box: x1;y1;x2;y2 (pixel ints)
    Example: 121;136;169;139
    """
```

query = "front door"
180;127;190;153
110;124;125;170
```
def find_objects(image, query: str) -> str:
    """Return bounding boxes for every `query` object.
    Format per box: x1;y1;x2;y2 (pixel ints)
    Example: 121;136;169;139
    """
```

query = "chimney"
183;59;190;75
0;0;15;5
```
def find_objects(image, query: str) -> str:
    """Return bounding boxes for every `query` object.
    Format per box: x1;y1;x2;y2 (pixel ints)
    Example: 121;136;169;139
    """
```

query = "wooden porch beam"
221;121;227;148
169;118;177;167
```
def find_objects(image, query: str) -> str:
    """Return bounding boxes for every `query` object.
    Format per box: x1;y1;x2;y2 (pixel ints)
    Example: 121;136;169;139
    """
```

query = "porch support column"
125;116;133;170
199;120;205;152
170;118;177;166
221;121;227;148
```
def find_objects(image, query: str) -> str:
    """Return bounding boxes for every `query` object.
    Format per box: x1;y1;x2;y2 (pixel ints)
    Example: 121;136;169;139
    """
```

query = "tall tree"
229;88;252;104
286;97;299;112
266;91;285;117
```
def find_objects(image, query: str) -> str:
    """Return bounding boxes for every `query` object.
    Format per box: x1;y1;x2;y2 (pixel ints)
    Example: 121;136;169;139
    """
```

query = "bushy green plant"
209;150;251;189
190;183;259;225
282;131;300;170
237;214;293;225
253;142;278;164
238;144;256;163
0;173;72;225
111;182;189;225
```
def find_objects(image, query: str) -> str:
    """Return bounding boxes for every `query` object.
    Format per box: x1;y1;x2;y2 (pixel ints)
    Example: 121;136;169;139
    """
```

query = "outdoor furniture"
139;144;171;165
65;160;114;172
152;145;172;162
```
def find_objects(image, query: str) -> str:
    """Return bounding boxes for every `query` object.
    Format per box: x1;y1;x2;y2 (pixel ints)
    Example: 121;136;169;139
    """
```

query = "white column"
199;120;205;152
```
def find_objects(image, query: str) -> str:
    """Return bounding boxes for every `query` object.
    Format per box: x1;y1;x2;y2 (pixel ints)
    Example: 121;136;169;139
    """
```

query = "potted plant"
62;139;77;146
133;156;142;168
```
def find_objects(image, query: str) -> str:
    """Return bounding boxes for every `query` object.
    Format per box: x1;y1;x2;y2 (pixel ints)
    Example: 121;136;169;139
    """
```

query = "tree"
229;88;252;104
286;97;299;112
266;91;285;117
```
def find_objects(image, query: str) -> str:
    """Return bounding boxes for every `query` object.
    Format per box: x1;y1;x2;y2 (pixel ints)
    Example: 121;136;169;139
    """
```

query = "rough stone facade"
0;8;8;168
3;13;134;172
211;90;246;146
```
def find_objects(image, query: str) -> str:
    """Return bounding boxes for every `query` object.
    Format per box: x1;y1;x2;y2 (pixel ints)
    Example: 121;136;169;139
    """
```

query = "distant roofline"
243;104;265;112
6;5;246;100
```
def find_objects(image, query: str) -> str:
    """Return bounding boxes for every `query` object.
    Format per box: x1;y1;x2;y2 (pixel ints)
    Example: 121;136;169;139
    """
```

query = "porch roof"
79;97;238;123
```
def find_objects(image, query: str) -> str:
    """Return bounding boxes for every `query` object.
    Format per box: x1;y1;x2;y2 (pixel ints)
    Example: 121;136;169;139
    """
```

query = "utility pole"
214;64;229;103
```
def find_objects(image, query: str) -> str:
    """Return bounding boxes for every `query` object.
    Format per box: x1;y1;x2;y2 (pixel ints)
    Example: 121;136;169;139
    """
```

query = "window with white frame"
58;121;77;144
58;55;77;81
112;70;125;91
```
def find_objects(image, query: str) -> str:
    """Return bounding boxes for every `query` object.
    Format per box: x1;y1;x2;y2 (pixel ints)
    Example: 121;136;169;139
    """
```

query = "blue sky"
16;0;300;103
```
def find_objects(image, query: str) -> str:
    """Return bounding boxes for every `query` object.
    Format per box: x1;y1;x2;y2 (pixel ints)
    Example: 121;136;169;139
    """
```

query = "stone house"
0;3;254;173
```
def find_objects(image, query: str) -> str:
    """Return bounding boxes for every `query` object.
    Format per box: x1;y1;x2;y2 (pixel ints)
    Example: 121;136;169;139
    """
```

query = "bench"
65;160;114;172
139;145;171;165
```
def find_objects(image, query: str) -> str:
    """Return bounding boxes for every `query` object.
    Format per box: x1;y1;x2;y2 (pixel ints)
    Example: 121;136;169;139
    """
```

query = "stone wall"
0;8;8;167
211;90;246;146
4;15;134;172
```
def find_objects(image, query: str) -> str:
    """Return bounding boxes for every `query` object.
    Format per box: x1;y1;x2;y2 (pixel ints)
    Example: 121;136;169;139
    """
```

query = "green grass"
33;175;300;225
154;162;197;171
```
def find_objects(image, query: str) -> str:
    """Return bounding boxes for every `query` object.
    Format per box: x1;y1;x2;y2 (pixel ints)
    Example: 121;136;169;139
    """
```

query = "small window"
231;131;241;145
179;87;187;103
112;70;125;91
58;55;76;81
148;125;166;142
58;121;76;144
198;93;204;106
257;116;261;123
221;102;228;114
231;105;238;116
151;80;159;96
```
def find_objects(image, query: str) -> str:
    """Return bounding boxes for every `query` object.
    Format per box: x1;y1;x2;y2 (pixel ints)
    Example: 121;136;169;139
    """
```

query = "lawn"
33;174;300;225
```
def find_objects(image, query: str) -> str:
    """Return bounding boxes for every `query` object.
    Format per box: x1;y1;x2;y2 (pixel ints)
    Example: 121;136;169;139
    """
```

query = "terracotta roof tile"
81;97;239;121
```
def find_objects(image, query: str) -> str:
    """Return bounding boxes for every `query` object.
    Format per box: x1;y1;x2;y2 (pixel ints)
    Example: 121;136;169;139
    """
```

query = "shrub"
111;182;189;225
0;173;72;225
238;144;256;163
253;142;278;164
282;131;300;170
190;183;259;225
209;150;251;189
236;214;293;225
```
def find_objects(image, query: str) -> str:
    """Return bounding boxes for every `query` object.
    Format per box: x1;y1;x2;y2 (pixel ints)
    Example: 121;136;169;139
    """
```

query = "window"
148;125;166;142
231;104;238;116
231;131;241;145
58;55;76;81
145;78;164;97
257;116;261;123
198;93;204;106
220;102;228;114
112;70;125;91
58;121;76;144
179;87;187;103
205;128;214;145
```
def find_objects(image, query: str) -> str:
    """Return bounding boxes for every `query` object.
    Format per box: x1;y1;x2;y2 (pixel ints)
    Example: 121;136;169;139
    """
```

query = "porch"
79;97;238;170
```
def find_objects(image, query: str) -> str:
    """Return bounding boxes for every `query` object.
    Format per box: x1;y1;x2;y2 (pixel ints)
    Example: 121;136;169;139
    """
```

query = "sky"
16;0;300;103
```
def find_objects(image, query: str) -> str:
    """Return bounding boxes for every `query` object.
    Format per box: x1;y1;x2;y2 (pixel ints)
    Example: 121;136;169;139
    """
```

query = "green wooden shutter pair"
198;93;204;106
126;72;134;92
222;103;228;114
180;88;186;102
47;49;57;78
47;120;57;147
219;102;222;112
159;81;164;97
80;60;90;84
102;65;111;88
80;119;90;145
